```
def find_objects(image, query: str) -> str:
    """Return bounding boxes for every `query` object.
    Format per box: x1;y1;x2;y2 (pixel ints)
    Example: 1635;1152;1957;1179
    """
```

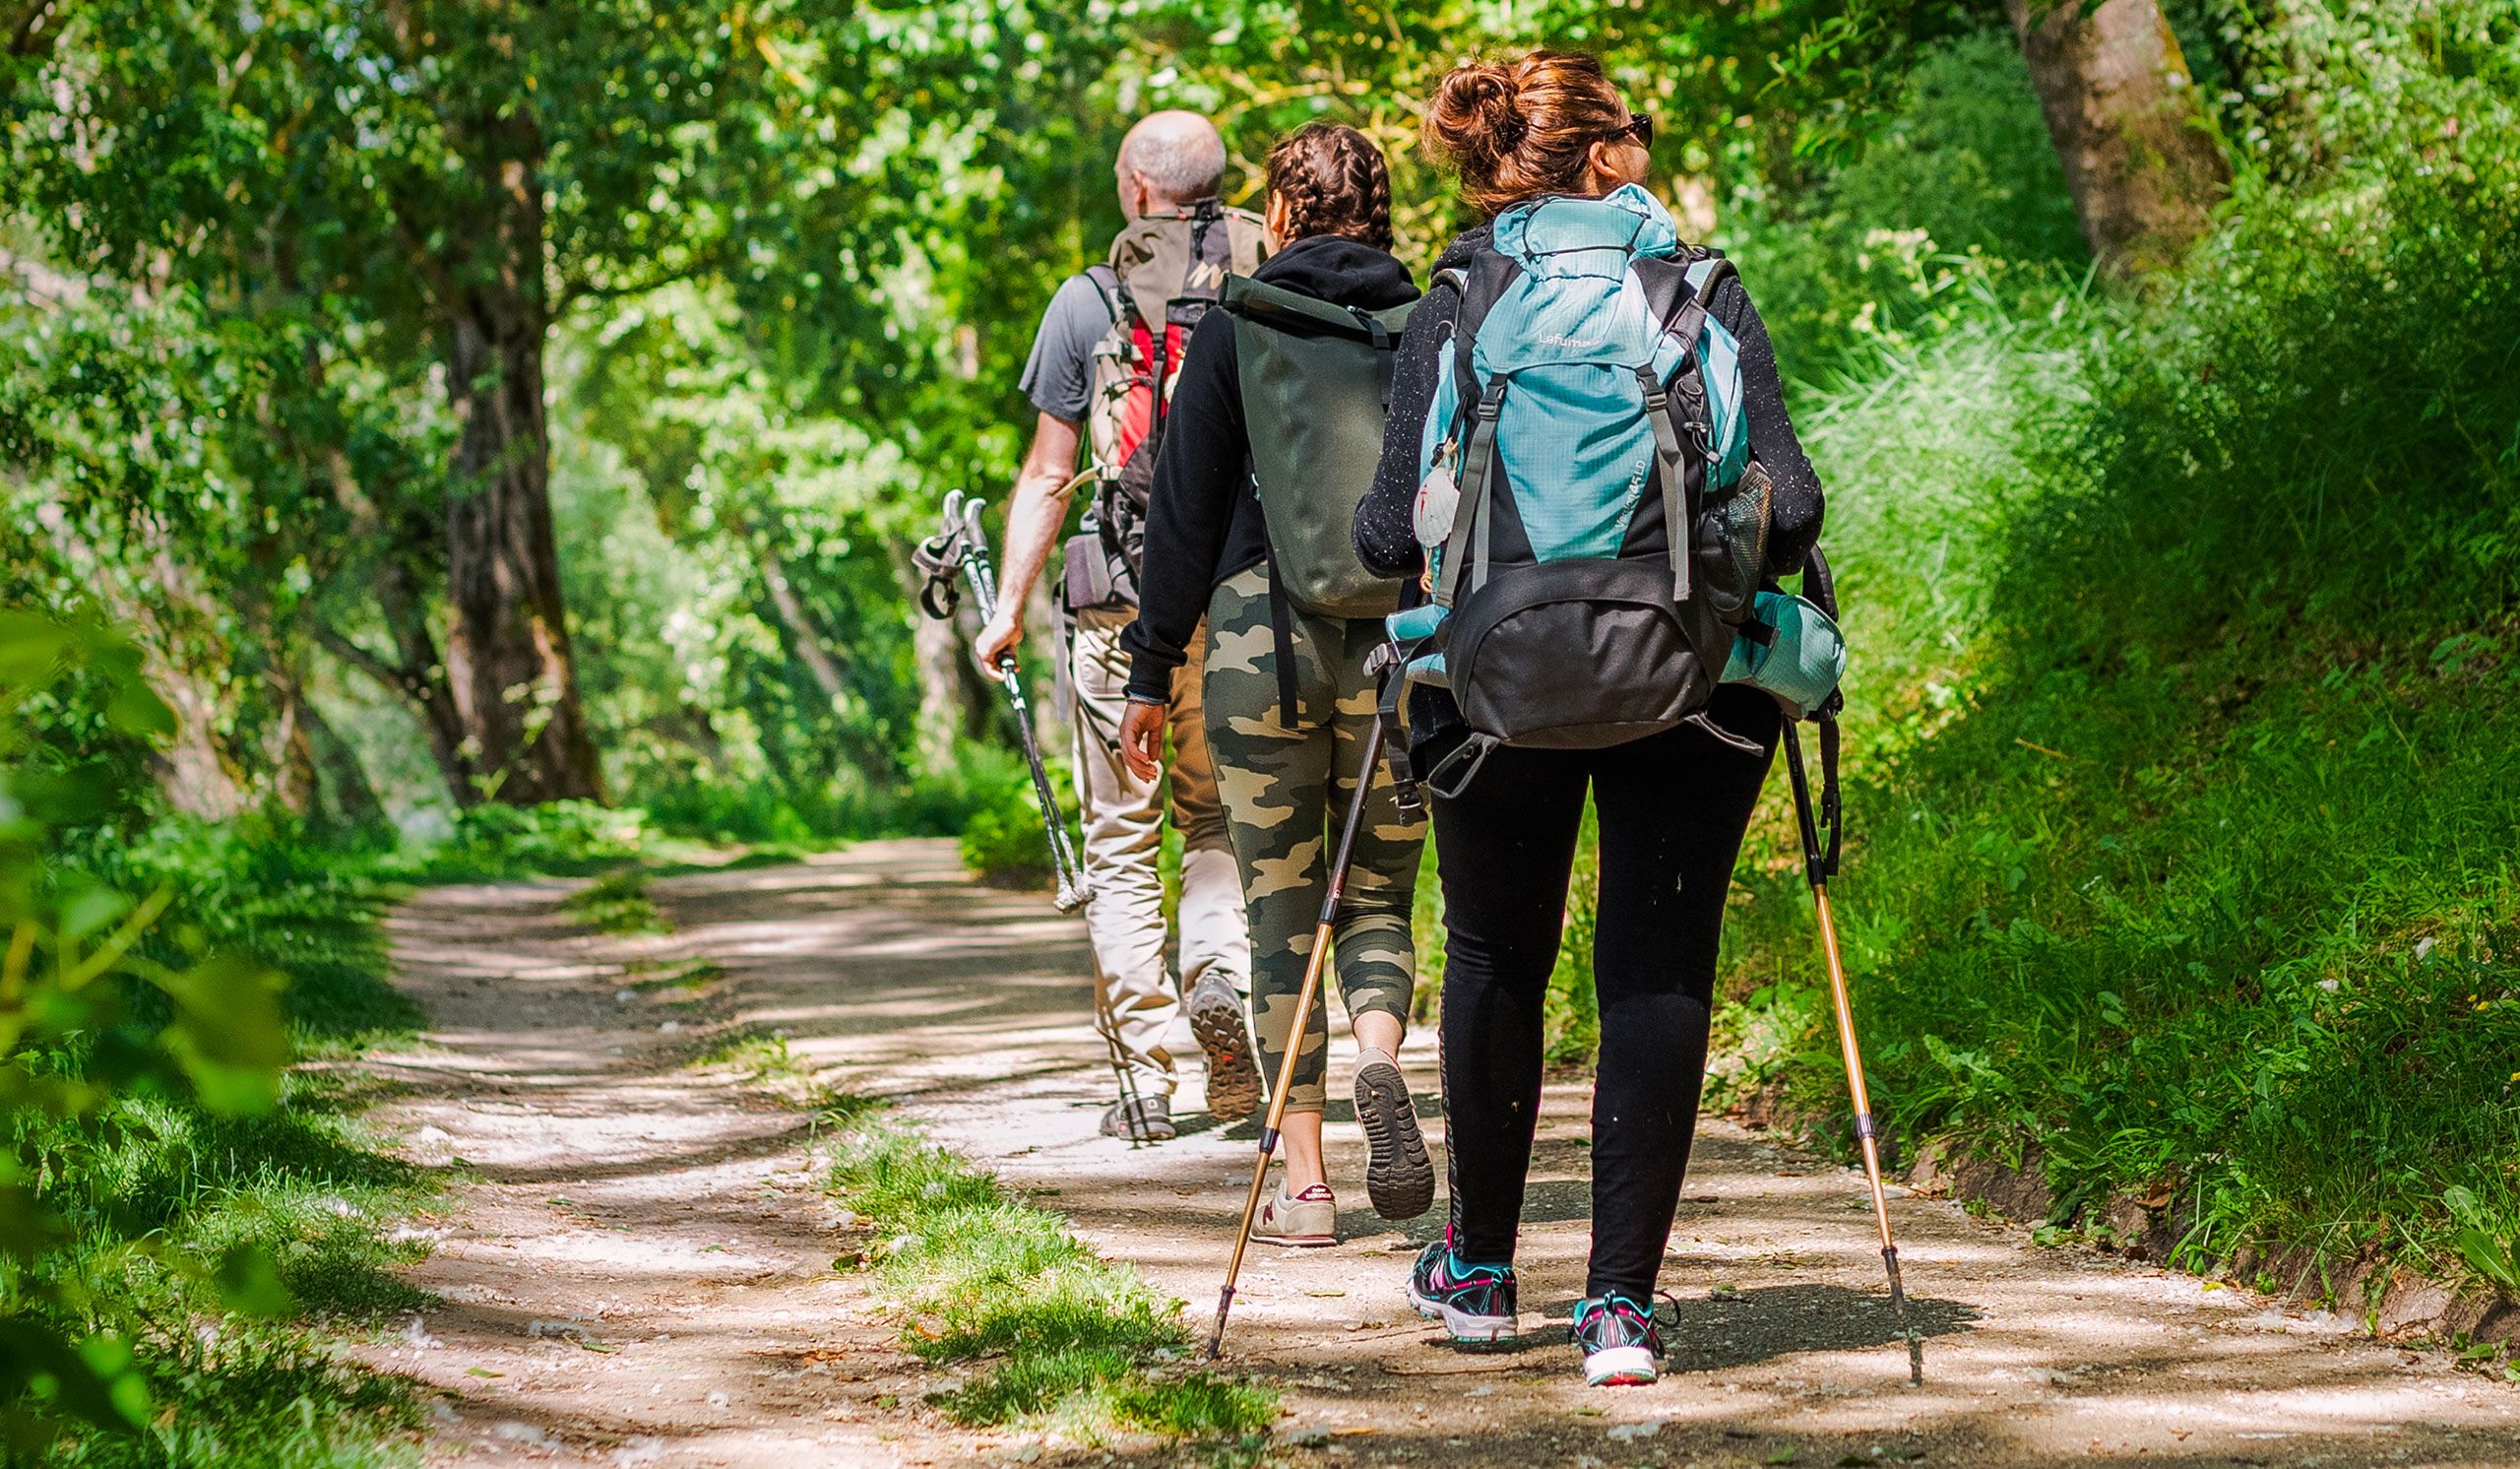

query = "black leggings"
1433;687;1780;1300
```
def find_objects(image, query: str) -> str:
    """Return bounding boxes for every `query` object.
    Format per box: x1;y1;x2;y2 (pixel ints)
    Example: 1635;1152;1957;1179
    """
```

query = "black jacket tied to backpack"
1121;234;1423;703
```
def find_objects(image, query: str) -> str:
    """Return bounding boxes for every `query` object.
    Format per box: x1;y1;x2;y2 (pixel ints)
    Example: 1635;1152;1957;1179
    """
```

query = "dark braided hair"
1263;123;1394;250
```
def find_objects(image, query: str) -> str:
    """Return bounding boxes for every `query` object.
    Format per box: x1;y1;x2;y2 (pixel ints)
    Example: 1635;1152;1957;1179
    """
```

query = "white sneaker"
1251;1182;1338;1247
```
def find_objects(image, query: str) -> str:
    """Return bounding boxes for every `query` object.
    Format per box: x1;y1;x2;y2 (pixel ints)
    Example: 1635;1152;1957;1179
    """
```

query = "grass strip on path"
819;1104;1276;1444
560;867;670;936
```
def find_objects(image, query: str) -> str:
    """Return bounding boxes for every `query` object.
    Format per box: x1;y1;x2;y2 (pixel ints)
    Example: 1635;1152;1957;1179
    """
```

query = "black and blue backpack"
1385;184;1843;797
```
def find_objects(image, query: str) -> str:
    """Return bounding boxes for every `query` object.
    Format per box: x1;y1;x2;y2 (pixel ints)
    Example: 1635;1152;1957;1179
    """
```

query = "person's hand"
1117;697;1166;783
974;607;1024;682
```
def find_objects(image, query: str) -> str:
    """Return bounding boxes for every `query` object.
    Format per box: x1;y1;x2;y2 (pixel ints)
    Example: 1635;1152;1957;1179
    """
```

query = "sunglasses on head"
1602;113;1655;150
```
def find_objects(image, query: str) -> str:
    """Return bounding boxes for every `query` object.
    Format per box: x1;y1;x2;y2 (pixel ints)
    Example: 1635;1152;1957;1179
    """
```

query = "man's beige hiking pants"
1068;606;1251;1099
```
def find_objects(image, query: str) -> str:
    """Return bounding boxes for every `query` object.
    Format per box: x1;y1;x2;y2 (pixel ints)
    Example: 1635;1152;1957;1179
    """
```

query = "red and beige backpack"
1075;198;1271;604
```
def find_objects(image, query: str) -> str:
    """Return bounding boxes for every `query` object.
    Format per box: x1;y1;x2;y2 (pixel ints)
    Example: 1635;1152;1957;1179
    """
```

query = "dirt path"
365;841;2520;1467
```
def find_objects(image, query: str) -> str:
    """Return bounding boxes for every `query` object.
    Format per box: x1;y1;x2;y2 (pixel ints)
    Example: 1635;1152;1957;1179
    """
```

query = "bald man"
976;111;1273;1142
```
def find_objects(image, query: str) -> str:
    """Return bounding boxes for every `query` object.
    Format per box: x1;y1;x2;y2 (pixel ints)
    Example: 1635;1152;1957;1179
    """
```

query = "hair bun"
1422;49;1623;218
1429;61;1524;167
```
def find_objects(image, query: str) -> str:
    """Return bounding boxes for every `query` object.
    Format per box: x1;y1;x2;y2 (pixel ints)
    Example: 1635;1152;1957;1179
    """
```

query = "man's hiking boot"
1354;1050;1434;1219
1250;1182;1338;1247
1408;1230;1518;1344
1571;1294;1664;1386
1187;973;1261;1121
1098;1094;1173;1141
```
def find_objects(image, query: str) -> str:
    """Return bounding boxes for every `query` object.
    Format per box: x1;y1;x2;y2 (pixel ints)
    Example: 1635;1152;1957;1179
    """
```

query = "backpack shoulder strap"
1220;205;1273;274
1430;249;1523;608
1447;249;1518;423
1680;255;1737;334
1083;263;1132;328
1634;255;1687;322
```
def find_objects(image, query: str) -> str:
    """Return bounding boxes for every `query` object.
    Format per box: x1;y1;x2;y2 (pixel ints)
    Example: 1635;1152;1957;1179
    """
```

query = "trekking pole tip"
1204;1287;1235;1360
1882;1245;1922;1384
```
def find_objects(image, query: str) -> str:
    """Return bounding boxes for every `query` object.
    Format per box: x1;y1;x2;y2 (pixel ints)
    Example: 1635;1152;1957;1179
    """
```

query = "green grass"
631;958;719;994
14;1075;436;1469
821;1108;1276;1441
1709;100;2520;1309
561;867;669;936
10;826;439;1467
690;1031;853;1111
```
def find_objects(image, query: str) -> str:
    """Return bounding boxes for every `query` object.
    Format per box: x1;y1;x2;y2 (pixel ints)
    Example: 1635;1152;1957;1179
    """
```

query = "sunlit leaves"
0;612;292;1437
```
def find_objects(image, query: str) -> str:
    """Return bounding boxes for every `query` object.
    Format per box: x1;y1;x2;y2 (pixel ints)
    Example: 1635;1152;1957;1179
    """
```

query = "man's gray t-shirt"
1017;272;1115;424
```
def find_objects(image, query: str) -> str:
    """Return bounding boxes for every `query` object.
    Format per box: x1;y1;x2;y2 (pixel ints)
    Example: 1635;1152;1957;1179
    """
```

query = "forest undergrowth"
1699;26;2520;1329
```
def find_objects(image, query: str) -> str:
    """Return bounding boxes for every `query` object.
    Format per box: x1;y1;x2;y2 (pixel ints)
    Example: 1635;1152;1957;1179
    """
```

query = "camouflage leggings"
1203;564;1425;1114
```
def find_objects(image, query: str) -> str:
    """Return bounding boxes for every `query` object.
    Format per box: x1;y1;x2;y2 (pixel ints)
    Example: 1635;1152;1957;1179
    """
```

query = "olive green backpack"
1223;274;1418;721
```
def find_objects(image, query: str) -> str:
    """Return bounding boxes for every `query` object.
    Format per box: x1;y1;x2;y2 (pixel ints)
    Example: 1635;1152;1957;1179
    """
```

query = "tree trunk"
295;688;385;831
30;499;252;819
2007;0;2230;275
261;669;320;818
438;147;601;805
757;539;851;715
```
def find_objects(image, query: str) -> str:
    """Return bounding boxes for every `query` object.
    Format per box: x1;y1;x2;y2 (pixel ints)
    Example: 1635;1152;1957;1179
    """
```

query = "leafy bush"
2;612;428;1466
424;798;650;877
0;614;289;1445
1715;38;2520;1300
1722;30;2089;374
947;744;1074;889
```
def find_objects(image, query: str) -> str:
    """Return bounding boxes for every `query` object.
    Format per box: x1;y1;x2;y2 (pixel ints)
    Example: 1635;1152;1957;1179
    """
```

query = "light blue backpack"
1386;186;1841;795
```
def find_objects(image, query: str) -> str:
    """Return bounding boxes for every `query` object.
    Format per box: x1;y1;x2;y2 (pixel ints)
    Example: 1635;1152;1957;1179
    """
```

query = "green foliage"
2444;1188;2520;1300
950;746;1077;888
563;870;670;938
824;1109;1273;1440
420;802;651;881
1716;8;2520;1303
1722;30;2090;374
2;613;432;1464
1544;806;1605;1068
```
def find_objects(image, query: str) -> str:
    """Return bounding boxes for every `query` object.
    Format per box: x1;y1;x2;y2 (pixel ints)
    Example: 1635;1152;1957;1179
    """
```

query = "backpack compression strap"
1435;382;1507;609
1636;256;1734;601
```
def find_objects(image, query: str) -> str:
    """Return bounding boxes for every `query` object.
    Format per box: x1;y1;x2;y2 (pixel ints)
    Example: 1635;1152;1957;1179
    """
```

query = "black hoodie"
1121;233;1421;703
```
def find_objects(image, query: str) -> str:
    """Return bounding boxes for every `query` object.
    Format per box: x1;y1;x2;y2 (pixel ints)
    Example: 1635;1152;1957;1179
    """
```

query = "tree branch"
556;259;711;311
316;626;417;697
7;0;62;58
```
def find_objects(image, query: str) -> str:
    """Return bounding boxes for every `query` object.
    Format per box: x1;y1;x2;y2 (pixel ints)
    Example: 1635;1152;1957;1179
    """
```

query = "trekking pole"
914;495;1151;1142
912;492;1093;915
1204;704;1392;1360
1775;582;1922;1383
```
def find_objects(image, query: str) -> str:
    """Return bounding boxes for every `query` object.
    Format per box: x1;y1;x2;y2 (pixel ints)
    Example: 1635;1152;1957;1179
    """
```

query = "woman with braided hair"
1116;123;1433;1246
